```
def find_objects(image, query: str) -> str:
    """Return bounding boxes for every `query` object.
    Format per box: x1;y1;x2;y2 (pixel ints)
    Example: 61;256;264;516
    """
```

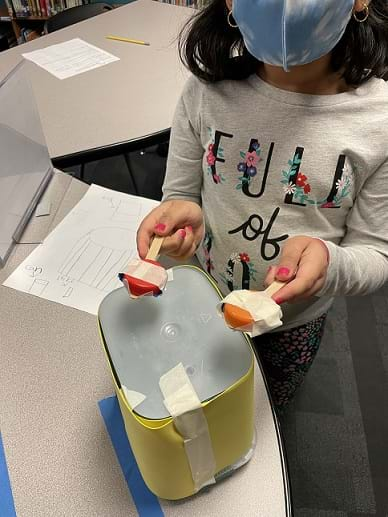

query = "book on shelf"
155;0;206;7
19;25;40;42
7;0;82;18
3;0;14;17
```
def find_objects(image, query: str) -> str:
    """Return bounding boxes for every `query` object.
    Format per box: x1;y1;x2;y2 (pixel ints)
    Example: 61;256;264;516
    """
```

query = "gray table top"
0;172;291;516
0;0;191;159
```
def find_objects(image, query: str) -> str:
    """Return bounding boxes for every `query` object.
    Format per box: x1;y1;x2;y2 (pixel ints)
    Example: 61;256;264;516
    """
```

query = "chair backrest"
0;35;9;52
45;3;113;34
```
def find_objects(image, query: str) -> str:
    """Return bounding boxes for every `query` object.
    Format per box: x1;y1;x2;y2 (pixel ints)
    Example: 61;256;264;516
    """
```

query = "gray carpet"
280;289;388;516
64;148;388;517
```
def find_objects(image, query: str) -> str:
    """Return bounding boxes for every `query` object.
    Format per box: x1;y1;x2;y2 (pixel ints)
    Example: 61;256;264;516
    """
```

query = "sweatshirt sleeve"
318;160;388;296
162;78;204;205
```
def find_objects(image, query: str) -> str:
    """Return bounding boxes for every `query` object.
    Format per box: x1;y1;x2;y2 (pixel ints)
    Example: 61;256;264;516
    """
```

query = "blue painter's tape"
0;433;17;517
98;396;164;517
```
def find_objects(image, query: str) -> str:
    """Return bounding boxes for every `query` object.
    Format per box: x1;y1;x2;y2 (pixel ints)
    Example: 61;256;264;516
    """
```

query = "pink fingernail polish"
154;223;166;232
186;226;193;232
274;297;284;305
277;267;290;276
178;229;186;239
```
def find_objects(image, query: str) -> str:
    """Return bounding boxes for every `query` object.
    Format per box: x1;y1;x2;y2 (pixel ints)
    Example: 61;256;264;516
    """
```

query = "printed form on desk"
22;38;119;79
3;185;158;314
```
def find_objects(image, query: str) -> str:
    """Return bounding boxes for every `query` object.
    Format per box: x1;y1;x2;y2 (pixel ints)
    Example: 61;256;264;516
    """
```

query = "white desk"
0;0;191;164
0;173;292;516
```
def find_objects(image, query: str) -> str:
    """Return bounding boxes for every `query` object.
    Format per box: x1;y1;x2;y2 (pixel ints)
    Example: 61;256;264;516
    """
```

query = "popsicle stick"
146;235;164;260
263;280;285;297
124;235;165;300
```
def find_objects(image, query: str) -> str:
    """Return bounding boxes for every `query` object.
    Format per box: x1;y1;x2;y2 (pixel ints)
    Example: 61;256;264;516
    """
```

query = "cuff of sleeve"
161;193;202;206
315;239;338;297
314;238;330;264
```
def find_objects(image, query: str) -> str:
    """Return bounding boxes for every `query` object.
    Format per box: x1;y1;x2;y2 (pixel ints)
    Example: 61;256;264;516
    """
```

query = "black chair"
44;3;113;34
0;35;9;52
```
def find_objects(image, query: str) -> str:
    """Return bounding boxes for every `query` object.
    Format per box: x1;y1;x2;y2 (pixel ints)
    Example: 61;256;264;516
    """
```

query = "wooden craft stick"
146;235;164;261
263;280;285;297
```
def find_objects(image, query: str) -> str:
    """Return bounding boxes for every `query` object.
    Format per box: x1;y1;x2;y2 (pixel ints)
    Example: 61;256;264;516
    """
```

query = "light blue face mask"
233;0;354;71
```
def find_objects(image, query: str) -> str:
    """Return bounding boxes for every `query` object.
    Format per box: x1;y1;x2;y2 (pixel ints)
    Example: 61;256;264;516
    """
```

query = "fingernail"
273;297;284;305
178;229;186;239
154;223;166;232
267;266;273;273
186;225;193;232
277;267;290;276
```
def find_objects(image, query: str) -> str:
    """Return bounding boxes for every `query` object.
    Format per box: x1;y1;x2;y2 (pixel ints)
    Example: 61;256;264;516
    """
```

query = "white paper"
3;185;158;314
22;38;119;80
35;201;52;217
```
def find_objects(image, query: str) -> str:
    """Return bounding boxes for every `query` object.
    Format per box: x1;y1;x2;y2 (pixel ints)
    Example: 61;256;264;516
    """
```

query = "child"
137;0;388;409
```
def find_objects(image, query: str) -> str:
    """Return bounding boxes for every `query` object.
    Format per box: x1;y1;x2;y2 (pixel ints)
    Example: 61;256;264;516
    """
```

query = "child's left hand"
264;236;329;304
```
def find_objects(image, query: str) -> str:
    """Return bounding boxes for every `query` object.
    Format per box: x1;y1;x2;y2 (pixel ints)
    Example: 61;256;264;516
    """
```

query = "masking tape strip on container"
122;386;146;410
159;363;216;491
217;290;283;337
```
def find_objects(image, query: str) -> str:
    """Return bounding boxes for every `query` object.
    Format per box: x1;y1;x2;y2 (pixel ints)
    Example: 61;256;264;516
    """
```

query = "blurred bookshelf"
0;0;83;45
156;0;207;6
0;0;206;49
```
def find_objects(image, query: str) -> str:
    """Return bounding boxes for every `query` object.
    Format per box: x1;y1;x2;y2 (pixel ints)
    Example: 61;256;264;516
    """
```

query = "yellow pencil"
105;35;150;46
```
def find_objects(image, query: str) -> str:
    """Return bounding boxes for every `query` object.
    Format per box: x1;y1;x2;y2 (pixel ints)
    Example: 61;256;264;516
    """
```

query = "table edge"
253;348;294;517
51;128;171;168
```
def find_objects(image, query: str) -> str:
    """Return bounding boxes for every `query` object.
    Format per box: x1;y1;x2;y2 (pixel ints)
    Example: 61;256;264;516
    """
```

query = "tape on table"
98;396;163;517
0;433;17;517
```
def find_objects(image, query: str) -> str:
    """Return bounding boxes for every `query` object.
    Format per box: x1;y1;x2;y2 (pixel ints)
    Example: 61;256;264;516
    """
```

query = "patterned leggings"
252;314;327;410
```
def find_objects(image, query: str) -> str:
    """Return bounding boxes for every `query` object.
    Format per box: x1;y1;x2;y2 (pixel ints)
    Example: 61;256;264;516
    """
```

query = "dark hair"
179;0;388;85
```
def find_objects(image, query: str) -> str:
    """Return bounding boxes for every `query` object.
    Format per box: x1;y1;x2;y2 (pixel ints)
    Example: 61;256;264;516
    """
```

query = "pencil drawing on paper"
25;265;43;277
102;197;142;223
3;184;160;315
28;278;49;296
62;287;73;298
58;227;137;292
57;274;73;287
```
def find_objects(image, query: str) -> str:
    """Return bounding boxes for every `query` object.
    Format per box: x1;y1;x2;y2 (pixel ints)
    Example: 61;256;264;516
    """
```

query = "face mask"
233;0;354;71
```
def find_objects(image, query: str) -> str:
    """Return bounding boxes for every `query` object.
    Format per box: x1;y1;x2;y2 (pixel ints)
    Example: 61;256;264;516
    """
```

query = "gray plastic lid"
0;61;53;267
99;266;253;420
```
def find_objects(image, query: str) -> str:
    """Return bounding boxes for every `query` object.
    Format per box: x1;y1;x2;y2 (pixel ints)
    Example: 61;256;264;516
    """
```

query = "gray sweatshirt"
162;74;388;330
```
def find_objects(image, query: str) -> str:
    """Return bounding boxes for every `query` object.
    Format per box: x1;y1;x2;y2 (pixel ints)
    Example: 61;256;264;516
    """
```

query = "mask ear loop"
281;1;288;72
353;3;369;23
227;10;238;28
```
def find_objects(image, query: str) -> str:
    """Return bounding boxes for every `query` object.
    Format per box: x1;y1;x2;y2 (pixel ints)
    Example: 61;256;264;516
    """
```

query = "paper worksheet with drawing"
22;38;120;80
3;184;158;314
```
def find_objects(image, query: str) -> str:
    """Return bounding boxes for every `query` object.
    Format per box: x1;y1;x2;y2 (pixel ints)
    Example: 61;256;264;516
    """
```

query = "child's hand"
137;200;204;260
264;236;329;304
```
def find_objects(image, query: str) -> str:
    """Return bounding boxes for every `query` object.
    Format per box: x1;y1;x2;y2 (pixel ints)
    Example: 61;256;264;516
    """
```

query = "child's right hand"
137;200;204;260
